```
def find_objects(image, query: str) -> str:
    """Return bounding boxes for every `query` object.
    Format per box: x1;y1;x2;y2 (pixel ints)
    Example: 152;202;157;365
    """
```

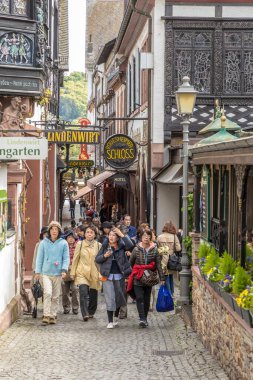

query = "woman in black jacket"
95;227;133;329
129;229;164;327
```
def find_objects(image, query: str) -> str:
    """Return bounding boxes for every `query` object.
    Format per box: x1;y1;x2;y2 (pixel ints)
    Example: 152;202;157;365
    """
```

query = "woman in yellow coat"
70;225;101;321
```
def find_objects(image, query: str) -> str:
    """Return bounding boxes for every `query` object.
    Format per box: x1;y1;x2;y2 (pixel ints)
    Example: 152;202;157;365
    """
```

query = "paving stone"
0;294;230;380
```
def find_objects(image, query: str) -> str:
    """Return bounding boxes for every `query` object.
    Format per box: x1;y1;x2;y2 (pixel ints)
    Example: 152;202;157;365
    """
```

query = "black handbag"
31;280;43;318
167;235;182;272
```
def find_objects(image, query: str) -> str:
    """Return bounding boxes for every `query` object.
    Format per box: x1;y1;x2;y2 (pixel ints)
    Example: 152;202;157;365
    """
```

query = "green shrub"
246;244;253;276
197;242;211;259
218;251;237;280
232;266;252;295
202;247;220;276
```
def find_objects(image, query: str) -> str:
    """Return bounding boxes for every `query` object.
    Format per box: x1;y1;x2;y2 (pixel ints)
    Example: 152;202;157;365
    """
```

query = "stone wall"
192;266;253;380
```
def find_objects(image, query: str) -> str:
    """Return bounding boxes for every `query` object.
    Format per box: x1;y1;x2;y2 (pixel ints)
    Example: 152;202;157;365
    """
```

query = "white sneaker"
113;318;119;326
107;322;114;329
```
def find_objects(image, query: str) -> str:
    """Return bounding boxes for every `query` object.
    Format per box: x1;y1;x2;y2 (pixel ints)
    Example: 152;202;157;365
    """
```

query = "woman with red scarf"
128;229;164;327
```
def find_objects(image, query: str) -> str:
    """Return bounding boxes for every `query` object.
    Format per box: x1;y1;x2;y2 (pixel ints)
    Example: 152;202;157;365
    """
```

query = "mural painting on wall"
0;96;30;136
0;190;7;251
0;32;32;65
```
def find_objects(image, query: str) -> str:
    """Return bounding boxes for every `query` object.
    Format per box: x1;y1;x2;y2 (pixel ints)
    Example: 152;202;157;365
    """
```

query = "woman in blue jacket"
35;221;69;325
95;227;133;329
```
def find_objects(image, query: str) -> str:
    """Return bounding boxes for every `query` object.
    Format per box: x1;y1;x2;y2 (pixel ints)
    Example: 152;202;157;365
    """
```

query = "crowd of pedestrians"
33;210;181;329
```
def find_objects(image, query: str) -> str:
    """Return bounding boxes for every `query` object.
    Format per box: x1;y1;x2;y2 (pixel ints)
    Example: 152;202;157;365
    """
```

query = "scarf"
127;261;156;294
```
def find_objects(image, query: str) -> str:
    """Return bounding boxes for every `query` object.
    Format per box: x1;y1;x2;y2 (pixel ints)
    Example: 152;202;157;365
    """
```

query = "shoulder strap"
77;241;83;257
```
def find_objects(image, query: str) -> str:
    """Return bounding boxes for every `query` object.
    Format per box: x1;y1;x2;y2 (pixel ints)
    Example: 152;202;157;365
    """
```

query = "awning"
152;163;194;185
153;164;182;184
87;170;116;189
74;186;93;200
168;173;194;185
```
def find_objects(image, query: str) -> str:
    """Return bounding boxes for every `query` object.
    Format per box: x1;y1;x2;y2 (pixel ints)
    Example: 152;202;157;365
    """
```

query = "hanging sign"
104;134;137;169
68;160;94;168
112;173;129;187
46;130;100;144
0;137;48;160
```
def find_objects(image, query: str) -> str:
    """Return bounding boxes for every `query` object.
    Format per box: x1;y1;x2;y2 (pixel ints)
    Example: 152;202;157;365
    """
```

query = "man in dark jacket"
121;215;137;241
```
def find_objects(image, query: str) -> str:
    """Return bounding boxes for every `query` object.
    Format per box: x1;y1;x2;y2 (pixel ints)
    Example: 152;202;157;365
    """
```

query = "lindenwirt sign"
104;134;137;169
0;137;48;160
47;130;100;144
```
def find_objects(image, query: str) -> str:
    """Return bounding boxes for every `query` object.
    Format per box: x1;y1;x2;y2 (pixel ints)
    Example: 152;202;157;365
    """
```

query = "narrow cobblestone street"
0;296;229;380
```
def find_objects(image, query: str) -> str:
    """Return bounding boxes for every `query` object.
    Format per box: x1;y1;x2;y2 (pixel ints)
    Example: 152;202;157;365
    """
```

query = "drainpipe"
146;16;152;225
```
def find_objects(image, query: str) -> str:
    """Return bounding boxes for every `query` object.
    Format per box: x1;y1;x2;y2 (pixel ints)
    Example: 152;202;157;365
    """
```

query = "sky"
68;0;86;73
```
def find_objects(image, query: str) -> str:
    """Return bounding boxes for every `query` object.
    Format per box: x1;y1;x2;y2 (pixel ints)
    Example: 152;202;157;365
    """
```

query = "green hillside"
59;71;87;122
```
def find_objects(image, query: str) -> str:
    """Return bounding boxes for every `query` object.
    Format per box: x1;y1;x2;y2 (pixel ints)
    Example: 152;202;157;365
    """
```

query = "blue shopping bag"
156;285;174;312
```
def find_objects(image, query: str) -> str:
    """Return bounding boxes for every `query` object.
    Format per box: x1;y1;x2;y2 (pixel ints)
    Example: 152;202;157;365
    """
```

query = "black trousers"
134;285;152;321
79;284;98;317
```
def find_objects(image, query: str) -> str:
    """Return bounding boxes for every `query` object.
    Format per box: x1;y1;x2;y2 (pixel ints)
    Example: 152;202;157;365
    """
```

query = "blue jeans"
165;274;174;296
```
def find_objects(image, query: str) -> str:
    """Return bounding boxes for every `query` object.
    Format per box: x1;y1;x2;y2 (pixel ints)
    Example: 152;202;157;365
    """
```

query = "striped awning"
74;186;93;200
87;170;116;189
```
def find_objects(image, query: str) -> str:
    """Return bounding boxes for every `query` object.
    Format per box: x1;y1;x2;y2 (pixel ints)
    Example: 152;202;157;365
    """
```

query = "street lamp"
175;76;197;304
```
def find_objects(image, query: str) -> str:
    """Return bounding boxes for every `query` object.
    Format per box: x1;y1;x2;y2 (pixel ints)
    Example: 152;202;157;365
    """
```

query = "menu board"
200;166;210;239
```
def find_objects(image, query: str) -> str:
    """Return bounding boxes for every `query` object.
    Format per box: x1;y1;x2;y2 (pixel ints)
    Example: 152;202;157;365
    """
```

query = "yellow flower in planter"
236;287;253;310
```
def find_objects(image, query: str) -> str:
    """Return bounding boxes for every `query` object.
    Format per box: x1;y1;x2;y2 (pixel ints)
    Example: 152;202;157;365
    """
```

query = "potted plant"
218;252;237;299
218;252;237;280
200;248;221;292
197;242;211;278
219;274;233;298
235;287;253;327
232;266;251;295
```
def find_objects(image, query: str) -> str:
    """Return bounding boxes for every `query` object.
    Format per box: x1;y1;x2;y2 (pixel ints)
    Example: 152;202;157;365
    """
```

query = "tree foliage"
59;72;87;121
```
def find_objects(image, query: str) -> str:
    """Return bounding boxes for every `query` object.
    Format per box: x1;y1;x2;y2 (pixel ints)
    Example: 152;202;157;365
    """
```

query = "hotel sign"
0;137;48;160
112;173;128;187
104;134;137;169
47;130;100;144
68;160;94;168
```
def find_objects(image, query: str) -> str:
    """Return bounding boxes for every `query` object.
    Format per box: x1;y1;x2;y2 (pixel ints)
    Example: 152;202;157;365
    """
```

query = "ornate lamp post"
175;76;197;304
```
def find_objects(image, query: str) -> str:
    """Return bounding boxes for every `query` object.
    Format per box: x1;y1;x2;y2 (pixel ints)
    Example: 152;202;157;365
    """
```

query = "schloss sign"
104;134;137;169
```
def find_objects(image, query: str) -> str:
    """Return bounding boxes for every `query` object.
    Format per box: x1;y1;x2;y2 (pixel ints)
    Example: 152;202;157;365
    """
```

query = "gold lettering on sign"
106;148;135;160
47;131;100;144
